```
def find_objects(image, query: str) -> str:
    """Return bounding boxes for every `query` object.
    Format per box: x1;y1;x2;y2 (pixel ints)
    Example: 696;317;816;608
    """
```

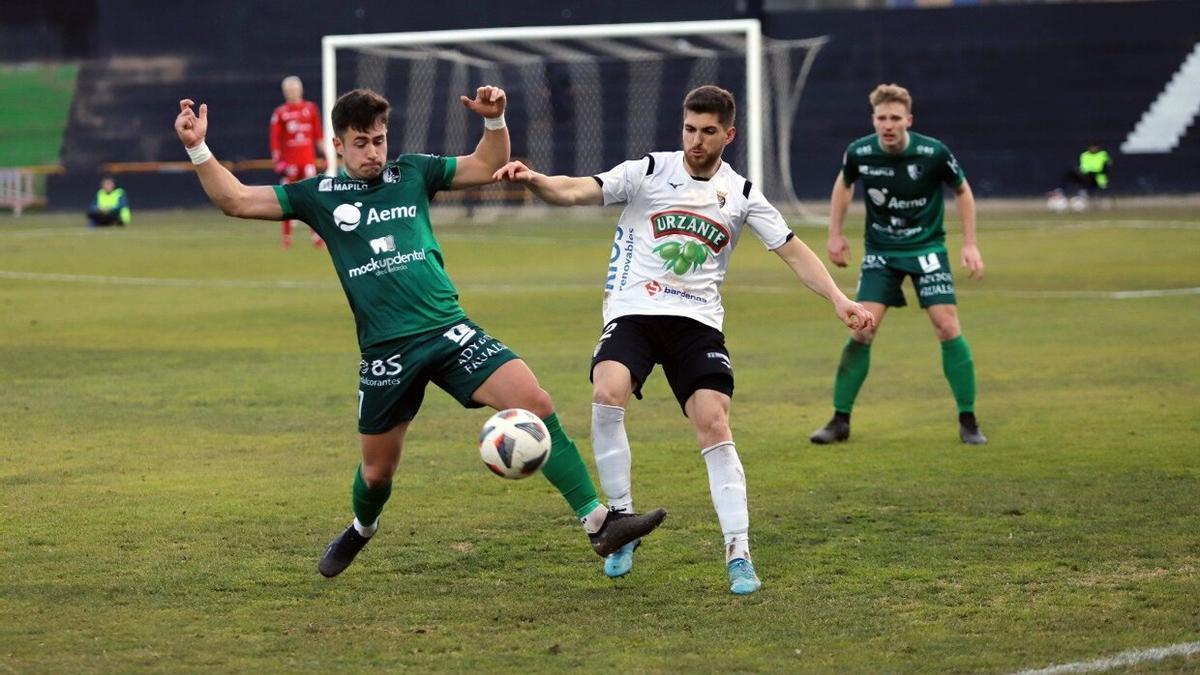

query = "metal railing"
0;168;41;216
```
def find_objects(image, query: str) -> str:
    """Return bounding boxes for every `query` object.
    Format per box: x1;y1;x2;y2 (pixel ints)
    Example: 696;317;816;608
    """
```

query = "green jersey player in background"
810;83;988;446
173;86;665;579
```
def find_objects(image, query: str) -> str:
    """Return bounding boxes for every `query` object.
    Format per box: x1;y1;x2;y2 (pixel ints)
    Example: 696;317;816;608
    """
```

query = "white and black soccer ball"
478;409;551;479
1046;191;1069;213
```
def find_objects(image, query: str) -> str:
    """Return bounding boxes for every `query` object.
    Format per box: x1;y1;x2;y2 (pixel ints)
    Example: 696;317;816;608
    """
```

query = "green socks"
830;334;976;416
349;414;604;528
540;413;603;518
941;335;977;414
832;338;872;414
352;464;392;528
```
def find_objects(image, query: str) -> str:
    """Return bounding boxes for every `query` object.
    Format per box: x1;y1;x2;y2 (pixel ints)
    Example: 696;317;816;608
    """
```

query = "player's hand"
460;85;506;120
961;243;985;280
827;233;851;267
175;99;208;148
835;296;875;332
492;160;535;184
274;161;288;176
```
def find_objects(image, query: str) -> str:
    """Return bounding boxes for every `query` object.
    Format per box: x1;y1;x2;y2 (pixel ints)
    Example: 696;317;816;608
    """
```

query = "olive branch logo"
653;240;708;275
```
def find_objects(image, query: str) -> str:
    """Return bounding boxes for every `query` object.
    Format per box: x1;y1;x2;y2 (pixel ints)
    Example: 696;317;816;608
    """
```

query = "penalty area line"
1013;640;1200;674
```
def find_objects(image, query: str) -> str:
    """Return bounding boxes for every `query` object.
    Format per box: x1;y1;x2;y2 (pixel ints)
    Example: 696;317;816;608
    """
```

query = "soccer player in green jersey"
810;83;988;445
173;86;666;578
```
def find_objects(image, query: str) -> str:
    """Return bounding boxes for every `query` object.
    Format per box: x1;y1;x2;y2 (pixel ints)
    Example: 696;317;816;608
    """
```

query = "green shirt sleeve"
277;178;327;237
439;156;457;191
273;185;294;219
938;147;965;188
841;145;859;185
403;154;457;198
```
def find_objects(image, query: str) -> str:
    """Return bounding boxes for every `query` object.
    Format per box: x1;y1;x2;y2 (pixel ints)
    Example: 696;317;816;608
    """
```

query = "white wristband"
186;141;212;165
483;114;506;131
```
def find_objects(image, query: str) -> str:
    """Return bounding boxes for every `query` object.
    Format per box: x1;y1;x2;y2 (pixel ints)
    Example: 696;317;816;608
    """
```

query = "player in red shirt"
270;76;324;249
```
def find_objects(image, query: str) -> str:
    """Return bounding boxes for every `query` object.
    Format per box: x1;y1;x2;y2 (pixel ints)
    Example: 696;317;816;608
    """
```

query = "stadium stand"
778;0;1200;196
18;0;1199;209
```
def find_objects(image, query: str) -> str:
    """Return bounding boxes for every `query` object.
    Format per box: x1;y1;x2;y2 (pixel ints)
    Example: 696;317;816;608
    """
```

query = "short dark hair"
332;88;390;137
683;85;736;127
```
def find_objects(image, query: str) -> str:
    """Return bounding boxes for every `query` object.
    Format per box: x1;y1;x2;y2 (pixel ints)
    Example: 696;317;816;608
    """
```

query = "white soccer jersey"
595;151;793;331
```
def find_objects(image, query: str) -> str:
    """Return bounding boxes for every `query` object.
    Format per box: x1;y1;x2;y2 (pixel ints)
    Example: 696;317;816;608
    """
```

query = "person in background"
270;75;324;249
810;83;988;446
87;176;130;227
1062;142;1112;210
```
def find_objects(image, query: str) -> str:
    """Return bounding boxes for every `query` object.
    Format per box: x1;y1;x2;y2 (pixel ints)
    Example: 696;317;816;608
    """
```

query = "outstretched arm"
827;172;855;267
451;86;511;189
492;160;603;206
954;179;984;279
774;236;875;332
175;99;283;220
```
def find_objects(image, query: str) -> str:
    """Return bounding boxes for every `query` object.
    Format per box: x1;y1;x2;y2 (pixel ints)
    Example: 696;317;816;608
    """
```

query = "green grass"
0;62;78;166
1;207;1197;672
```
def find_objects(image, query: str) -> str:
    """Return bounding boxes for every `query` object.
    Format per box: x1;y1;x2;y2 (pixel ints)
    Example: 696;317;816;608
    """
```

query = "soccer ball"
1046;190;1068;213
478;408;552;479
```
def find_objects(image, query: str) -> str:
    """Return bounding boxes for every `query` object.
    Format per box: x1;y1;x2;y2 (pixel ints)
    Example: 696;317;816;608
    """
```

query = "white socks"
702;441;751;562
580;504;609;534
353;517;378;538
591;402;751;562
591;403;633;513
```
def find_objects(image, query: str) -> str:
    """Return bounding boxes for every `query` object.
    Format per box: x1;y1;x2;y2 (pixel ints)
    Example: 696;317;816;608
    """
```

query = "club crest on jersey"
382;165;402;183
907;164;923;181
333;202;363;231
716;190;727;209
644;280;662;296
649;210;730;252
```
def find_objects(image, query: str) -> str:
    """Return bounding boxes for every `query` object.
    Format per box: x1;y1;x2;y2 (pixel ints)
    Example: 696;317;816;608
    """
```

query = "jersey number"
368;355;403;376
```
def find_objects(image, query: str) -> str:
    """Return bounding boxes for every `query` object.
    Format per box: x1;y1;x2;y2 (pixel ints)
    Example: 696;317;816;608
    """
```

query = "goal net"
322;20;827;220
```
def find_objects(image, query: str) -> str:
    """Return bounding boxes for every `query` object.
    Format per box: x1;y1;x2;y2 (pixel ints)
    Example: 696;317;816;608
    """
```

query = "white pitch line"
0;228;581;244
2;270;1199;300
983;220;1200;231
980;287;1200;300
732;285;1200;300
1013;640;1200;674
0;270;337;290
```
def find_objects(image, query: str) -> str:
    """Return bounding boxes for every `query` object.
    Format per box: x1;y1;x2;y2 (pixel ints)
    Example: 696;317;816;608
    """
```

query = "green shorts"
856;250;957;308
356;319;519;434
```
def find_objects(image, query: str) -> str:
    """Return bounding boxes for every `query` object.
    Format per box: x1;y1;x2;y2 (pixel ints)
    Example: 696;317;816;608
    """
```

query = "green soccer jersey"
841;131;965;256
274;154;464;349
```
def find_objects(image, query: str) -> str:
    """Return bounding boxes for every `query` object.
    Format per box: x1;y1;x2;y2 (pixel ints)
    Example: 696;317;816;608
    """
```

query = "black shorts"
590;314;734;413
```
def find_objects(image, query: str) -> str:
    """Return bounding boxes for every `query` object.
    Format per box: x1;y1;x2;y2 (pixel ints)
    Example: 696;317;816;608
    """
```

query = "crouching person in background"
87;176;131;226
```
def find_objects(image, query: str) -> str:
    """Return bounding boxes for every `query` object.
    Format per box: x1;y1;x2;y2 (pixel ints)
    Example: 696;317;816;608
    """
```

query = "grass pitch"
1;206;1197;672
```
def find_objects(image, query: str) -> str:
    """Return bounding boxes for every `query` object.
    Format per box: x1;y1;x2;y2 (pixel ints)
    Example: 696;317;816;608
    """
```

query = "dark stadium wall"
37;0;1200;208
44;0;754;210
767;0;1200;197
90;0;751;58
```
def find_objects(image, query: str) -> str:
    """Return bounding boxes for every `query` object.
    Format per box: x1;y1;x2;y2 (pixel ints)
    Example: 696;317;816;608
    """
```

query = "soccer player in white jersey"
495;86;874;595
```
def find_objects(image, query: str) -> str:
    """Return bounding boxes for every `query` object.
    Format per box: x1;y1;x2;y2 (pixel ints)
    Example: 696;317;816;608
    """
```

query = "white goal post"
320;20;826;214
